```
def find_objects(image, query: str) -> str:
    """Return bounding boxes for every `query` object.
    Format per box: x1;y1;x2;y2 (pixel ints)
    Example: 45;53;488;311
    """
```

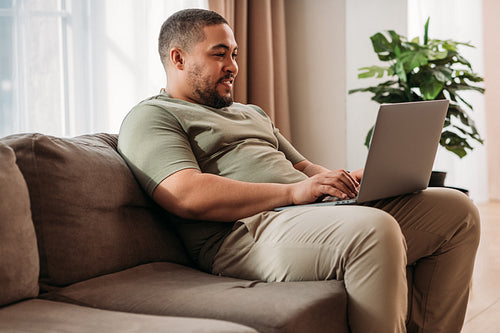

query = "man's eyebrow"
211;44;238;52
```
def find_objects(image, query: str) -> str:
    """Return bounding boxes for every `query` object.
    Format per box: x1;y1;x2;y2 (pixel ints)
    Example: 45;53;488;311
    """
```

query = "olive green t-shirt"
118;92;308;271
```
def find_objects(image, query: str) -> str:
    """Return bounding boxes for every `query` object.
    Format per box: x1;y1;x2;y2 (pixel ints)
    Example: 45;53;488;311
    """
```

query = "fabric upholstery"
1;133;191;287
43;262;349;333
0;143;39;306
0;299;257;333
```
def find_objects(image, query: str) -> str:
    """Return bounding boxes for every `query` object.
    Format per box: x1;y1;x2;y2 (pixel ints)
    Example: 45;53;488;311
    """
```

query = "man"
118;8;480;333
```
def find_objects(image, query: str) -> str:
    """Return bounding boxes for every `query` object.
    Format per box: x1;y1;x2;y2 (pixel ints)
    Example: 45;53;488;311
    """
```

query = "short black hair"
158;8;229;68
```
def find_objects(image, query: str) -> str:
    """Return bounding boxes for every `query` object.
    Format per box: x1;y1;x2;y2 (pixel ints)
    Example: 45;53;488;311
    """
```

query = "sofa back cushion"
2;133;191;287
0;143;39;305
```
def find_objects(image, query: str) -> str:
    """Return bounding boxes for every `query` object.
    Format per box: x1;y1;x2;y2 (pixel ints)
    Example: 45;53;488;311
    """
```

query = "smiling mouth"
218;76;234;89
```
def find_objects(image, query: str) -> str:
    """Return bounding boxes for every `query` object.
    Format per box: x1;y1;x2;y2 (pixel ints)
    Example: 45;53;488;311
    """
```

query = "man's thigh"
366;187;479;264
212;205;405;282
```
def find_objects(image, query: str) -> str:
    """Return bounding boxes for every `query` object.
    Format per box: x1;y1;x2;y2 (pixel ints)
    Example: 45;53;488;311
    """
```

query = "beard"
187;65;234;109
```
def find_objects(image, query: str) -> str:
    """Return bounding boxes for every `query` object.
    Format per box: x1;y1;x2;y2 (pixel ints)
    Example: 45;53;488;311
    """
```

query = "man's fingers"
316;171;358;199
337;171;359;193
319;184;349;199
323;171;359;196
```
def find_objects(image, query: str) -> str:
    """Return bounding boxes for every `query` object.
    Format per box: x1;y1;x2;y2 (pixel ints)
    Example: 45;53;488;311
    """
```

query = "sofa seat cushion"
42;262;348;333
0;143;39;306
0;299;257;333
1;133;191;287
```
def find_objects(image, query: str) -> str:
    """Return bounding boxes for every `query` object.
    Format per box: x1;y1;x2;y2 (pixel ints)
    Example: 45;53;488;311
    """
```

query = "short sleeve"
118;103;200;196
275;131;306;165
246;104;306;166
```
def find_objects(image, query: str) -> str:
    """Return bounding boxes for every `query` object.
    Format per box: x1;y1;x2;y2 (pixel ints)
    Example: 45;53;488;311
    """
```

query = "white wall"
285;0;347;170
345;0;408;170
285;0;407;171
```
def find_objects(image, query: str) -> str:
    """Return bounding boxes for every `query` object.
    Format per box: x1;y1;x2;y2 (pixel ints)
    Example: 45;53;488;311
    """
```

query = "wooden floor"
462;201;500;332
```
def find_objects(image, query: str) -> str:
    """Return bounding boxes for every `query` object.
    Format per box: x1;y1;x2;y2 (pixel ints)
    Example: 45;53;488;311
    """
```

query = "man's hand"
289;169;360;205
350;168;364;183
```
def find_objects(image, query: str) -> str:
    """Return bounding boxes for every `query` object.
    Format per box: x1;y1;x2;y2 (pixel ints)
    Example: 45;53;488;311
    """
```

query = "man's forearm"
153;166;360;222
294;160;331;177
153;169;293;222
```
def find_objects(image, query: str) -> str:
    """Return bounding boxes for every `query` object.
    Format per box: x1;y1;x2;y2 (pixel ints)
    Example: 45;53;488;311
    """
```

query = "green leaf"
399;49;429;72
419;71;443;100
456;70;484;83
388;30;403;46
370;32;395;61
370;30;407;62
432;67;453;82
394;60;407;83
440;130;472;158
428;49;448;61
447;104;484;144
357;66;390;79
424;17;430;45
445;146;467;158
365;126;374;148
421;80;443;100
447;83;485;95
455;54;472;68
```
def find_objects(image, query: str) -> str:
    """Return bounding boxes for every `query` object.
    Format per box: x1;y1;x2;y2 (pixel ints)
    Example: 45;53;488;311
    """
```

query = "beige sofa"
0;133;348;332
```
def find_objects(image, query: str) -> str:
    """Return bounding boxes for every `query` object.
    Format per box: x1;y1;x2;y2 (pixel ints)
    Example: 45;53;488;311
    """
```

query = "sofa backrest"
0;143;39;306
1;133;191;288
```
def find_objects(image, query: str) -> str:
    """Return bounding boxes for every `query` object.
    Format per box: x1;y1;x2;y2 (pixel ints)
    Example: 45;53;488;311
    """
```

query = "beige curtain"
208;0;292;139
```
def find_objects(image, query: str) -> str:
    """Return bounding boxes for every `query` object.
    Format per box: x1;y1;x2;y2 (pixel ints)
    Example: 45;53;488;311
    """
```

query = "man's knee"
343;208;407;291
445;188;481;246
423;188;480;243
370;210;406;251
347;208;407;260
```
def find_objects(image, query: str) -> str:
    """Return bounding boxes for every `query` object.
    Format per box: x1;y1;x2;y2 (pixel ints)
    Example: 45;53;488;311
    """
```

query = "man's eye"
232;53;238;59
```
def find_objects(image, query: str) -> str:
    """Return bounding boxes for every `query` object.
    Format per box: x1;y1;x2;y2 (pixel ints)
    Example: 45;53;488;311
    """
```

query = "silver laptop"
274;100;449;211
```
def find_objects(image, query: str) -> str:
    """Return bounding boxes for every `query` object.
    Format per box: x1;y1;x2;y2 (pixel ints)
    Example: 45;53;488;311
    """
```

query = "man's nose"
225;57;238;76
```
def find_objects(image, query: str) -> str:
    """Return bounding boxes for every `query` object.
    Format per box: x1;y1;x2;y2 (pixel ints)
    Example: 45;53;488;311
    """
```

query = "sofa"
0;133;349;333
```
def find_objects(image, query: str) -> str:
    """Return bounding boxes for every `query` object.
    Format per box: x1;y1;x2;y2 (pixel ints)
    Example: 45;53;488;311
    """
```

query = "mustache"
218;74;235;82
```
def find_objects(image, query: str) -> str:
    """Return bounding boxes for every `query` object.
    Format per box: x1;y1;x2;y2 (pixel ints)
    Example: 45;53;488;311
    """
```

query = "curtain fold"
209;0;292;139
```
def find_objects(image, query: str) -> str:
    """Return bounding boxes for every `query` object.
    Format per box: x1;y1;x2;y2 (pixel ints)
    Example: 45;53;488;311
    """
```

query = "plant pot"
428;171;470;196
429;171;447;187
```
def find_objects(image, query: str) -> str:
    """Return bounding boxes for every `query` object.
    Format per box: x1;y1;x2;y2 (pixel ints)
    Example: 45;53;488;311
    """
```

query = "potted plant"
349;18;484;186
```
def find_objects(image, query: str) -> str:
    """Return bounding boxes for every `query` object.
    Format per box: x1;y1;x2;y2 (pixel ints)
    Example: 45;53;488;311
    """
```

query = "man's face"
184;24;238;109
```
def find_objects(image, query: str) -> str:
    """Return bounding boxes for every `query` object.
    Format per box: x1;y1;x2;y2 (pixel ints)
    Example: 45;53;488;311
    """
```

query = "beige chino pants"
212;188;480;333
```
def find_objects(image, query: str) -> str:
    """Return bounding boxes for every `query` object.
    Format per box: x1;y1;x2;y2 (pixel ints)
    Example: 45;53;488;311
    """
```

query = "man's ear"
170;47;186;70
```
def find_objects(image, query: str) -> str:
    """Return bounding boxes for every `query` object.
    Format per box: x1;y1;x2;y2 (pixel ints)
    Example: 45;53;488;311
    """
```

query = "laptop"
274;99;449;211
